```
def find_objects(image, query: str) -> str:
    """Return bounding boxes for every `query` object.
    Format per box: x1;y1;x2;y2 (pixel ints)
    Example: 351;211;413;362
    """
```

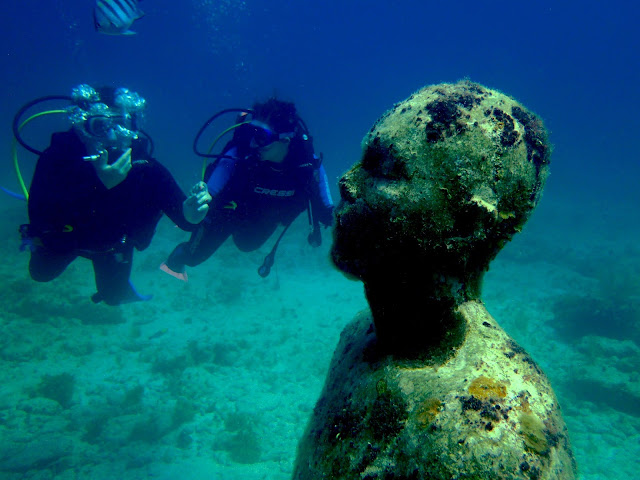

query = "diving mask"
248;121;294;149
76;107;138;151
85;113;138;140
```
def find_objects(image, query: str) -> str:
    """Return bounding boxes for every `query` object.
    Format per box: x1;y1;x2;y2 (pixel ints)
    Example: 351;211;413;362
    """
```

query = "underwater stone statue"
293;80;577;479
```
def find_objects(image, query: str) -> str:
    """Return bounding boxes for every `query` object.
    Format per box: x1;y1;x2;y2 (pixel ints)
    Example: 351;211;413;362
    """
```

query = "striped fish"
94;0;144;36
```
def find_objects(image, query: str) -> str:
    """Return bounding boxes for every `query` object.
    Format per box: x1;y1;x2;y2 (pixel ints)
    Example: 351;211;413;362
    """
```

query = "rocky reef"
293;80;576;479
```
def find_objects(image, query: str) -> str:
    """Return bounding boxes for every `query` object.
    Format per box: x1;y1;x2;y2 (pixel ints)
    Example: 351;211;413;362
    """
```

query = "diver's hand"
183;181;211;224
85;148;132;189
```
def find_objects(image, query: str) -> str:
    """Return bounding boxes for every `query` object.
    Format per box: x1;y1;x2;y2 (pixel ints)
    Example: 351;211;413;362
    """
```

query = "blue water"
0;1;638;479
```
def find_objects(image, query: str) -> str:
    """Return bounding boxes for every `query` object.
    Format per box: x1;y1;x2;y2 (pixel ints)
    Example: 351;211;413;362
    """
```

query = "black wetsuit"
24;130;194;305
165;138;334;273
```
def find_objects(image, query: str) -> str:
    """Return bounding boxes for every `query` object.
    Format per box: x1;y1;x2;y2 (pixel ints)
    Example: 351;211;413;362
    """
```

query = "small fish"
94;0;144;36
148;328;168;340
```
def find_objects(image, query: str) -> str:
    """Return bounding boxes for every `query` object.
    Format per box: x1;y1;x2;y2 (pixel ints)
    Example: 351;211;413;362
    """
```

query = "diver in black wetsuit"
22;84;211;305
160;98;334;281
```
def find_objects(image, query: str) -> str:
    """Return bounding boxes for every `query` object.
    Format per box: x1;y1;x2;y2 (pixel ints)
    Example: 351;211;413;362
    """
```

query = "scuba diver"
18;84;211;305
160;97;334;281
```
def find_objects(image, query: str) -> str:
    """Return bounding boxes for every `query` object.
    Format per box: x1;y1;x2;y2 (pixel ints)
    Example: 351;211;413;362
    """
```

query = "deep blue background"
1;0;638;208
1;4;639;477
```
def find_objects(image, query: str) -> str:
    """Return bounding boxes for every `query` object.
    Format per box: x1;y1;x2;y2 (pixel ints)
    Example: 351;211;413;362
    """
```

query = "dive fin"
160;262;188;282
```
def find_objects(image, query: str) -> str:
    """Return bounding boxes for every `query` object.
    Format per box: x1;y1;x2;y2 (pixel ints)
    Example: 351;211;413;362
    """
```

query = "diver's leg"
164;219;230;273
233;219;278;252
90;246;148;306
28;247;76;282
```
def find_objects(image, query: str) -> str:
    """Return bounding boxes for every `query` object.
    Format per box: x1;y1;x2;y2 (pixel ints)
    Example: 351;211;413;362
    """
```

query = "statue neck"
363;270;484;358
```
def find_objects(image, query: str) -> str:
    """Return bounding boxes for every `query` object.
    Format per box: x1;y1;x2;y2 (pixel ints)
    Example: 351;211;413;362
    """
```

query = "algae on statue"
293;80;577;480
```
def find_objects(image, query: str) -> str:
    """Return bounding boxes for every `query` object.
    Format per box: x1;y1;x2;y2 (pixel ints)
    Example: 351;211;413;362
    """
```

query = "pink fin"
159;263;188;282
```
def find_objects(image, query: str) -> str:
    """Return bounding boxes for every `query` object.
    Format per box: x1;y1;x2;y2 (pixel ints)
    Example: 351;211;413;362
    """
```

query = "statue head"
331;81;550;344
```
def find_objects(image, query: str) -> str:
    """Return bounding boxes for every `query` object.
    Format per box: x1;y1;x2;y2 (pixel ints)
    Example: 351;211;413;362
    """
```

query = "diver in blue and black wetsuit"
160;98;334;281
22;84;211;305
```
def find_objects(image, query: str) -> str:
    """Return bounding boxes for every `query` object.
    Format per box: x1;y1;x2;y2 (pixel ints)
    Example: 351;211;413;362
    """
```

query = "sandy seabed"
0;197;638;480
